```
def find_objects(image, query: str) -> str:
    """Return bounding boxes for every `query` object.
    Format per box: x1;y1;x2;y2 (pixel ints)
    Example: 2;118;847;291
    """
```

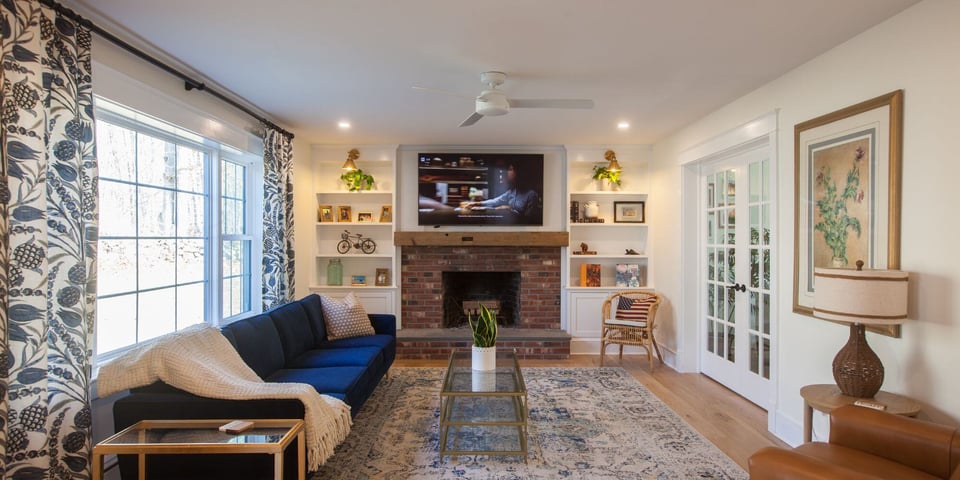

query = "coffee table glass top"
99;419;301;448
441;349;527;396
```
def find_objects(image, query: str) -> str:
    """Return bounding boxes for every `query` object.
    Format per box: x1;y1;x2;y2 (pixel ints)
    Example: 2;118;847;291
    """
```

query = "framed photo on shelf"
379;205;392;223
793;90;903;337
318;205;334;223
614;201;645;223
337;206;352;222
351;275;366;286
357;212;373;223
375;268;390;286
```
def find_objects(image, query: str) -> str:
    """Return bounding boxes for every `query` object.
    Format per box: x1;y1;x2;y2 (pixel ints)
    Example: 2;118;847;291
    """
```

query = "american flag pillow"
615;296;655;322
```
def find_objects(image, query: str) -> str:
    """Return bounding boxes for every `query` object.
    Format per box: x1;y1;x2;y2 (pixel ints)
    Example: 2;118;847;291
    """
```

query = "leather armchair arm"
830;405;957;478
748;447;877;480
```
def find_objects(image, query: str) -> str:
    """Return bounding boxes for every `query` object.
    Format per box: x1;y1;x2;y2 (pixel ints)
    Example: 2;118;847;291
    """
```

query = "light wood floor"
394;354;787;469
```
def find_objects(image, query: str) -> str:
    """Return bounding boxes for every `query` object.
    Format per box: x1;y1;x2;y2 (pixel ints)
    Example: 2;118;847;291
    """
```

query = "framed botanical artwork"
379;205;392;223
793;90;903;336
614;201;645;223
357;212;373;223
375;268;390;286
318;205;334;223
337;205;352;223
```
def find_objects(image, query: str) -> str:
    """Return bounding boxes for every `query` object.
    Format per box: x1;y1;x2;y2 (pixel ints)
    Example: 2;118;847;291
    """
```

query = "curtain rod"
38;0;294;140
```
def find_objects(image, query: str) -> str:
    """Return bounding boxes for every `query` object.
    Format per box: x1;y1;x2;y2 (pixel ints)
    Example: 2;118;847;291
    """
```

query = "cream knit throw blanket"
98;323;351;471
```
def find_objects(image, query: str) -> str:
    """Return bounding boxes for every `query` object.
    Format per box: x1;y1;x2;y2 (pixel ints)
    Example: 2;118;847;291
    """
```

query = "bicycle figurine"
337;230;377;254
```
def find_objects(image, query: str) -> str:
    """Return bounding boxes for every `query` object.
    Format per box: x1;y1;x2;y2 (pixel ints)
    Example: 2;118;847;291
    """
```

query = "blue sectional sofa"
111;293;396;480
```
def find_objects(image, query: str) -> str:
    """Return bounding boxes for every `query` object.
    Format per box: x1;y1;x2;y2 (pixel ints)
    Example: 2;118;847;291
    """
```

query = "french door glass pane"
750;334;759;374
726;326;736;362
763;337;771;379
707;320;715;353
749;291;759;330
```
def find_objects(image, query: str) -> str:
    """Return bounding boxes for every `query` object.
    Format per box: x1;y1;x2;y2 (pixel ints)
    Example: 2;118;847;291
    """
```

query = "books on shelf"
580;264;601;287
615;263;643;288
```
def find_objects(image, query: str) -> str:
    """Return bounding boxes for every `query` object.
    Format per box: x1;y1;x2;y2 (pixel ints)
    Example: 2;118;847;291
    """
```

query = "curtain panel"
1;0;98;478
262;127;294;309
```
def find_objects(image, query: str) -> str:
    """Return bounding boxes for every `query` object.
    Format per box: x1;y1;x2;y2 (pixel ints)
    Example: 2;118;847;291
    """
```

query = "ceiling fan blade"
508;98;594;109
458;112;484;127
412;85;474;99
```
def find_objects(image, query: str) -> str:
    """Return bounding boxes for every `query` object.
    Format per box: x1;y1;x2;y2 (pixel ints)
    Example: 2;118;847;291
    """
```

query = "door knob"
733;283;746;293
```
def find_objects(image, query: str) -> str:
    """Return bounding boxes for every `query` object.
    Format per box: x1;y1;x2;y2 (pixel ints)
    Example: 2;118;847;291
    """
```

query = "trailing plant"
467;304;498;348
813;146;864;264
591;164;622;186
340;169;375;192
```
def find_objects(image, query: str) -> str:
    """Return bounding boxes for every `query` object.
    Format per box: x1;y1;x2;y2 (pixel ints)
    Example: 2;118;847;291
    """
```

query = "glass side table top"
98;419;302;450
441;348;527;396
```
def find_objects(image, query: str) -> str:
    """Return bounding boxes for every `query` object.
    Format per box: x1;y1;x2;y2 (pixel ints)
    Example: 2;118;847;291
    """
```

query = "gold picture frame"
318;205;334;223
337;205;352;223
793;90;903;337
357;212;373;223
375;268;390;286
379;205;392;223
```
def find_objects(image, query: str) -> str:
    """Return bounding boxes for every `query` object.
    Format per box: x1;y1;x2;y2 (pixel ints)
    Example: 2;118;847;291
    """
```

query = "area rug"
313;367;747;479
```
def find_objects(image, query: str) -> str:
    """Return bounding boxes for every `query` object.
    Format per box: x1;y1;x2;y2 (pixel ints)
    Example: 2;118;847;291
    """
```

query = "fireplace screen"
441;271;521;328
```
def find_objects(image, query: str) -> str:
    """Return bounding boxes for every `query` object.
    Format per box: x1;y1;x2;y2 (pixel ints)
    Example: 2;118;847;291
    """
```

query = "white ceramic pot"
583;201;599;219
471;370;498;392
471;345;497;371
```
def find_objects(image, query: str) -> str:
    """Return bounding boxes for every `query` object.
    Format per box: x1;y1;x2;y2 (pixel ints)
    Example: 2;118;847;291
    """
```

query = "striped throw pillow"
321;292;375;340
615;296;655;323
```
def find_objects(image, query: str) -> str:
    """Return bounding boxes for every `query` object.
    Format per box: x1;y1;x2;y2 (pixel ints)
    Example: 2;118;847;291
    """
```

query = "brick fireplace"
398;245;570;359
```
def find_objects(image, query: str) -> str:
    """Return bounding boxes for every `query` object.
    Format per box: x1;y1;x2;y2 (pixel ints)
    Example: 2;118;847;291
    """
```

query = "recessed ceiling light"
338;121;351;129
617;122;630;130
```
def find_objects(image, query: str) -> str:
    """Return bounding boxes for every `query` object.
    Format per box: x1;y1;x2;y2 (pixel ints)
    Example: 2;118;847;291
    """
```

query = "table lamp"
813;260;908;398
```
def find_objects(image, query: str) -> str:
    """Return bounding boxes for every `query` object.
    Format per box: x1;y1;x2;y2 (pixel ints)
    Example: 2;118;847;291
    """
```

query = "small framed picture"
357;212;373;223
318;205;334;223
614;201;645;223
337;205;352;222
375;268;389;286
379;205;392;223
351;275;366;286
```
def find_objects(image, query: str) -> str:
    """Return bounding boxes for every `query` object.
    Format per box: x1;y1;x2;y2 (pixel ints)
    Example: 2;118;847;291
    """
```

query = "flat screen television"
417;153;544;226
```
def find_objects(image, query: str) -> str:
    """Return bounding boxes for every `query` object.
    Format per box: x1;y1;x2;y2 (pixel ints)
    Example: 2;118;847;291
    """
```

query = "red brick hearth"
399;245;570;359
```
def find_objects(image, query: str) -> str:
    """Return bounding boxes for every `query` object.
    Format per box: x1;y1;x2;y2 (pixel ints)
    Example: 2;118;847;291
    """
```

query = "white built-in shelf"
315;190;394;195
569;223;649;228
570;254;649;259
316;222;393;227
308;285;398;290
566;285;656;291
315;253;394;259
570;190;647;196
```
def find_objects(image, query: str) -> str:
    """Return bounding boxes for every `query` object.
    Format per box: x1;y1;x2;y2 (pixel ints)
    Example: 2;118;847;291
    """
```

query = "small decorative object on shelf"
357;212;373;223
375;268;390;286
580;264;601;287
469;304;498;371
572;242;597;255
318;205;334;223
337;230;377;254
625;248;641;255
570;200;579;222
379;205;392;223
351;275;366;286
583;200;600;219
326;258;343;286
339;148;376;191
337;205;352;222
616;264;641;288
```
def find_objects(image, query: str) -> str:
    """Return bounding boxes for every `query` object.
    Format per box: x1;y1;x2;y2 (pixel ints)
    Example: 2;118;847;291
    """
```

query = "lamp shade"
813;266;908;325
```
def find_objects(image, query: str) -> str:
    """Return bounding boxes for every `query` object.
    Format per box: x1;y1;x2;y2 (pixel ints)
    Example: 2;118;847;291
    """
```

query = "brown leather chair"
749;405;960;479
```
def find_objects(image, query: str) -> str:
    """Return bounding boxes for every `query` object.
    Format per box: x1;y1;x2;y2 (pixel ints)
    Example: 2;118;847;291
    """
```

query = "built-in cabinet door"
700;148;773;409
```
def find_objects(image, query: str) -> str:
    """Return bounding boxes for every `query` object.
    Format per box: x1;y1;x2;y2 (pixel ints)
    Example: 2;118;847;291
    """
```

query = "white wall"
651;0;960;444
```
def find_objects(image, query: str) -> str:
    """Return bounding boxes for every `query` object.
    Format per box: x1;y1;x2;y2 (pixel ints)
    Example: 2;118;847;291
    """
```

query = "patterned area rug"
314;367;747;479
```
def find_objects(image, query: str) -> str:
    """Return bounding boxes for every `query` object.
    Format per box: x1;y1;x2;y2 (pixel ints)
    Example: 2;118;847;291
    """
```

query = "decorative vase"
327;258;343;286
471;345;497;371
830;256;846;268
583;201;599;219
598;178;611;191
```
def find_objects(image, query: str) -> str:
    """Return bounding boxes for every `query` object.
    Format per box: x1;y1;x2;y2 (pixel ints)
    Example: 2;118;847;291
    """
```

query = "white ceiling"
68;0;919;145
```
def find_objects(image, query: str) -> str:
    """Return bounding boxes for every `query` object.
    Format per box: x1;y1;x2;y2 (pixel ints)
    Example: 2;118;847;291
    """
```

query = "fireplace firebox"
441;271;521;328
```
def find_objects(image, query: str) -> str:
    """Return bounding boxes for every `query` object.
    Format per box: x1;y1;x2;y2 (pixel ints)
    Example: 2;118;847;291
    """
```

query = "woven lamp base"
833;323;884;398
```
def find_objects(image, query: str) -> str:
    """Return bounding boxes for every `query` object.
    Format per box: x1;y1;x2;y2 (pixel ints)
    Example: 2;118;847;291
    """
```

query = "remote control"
853;399;887;411
218;420;255;434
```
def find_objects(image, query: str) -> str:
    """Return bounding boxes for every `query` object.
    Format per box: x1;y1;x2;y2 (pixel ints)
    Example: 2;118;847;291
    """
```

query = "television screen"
418;153;544;226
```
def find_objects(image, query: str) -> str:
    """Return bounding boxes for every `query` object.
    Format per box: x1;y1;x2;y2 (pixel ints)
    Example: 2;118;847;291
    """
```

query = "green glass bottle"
327;258;343;286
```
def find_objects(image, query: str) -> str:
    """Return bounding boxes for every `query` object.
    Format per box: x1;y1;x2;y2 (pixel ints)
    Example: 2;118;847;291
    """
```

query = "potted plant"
340;169;375;192
592;164;622;191
468;304;498;371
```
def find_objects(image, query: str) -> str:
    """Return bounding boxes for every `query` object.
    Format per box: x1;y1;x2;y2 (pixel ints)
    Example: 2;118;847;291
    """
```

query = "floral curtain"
261;127;294;309
1;1;98;478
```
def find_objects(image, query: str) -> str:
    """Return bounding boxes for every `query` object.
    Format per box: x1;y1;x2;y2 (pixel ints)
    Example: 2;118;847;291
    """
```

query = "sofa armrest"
369;314;396;336
830;405;957;478
748;446;878;480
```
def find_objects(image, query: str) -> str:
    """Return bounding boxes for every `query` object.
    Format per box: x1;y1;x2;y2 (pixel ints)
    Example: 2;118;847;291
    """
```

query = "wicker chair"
600;290;664;369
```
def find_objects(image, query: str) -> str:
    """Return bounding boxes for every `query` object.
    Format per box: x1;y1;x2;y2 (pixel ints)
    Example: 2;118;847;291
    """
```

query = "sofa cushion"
298;294;328;343
220;314;285;379
320;292;375;340
287;346;382;369
267;301;316;364
321;333;395;351
792;442;941;480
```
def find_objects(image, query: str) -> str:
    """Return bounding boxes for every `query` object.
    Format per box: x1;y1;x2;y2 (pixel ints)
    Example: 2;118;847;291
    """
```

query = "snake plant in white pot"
468;304;498;371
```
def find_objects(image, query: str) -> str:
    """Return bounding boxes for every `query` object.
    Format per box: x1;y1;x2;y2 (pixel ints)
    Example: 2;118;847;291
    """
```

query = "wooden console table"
800;384;920;443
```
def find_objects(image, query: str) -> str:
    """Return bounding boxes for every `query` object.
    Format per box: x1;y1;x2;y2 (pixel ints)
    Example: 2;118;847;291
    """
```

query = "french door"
700;148;773;408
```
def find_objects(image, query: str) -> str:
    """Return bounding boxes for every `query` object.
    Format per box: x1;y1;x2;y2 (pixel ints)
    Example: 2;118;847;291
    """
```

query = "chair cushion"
320;292;375;340
616;296;655;321
287;346;382;369
267;301;315;364
792;442;942;480
604;318;648;328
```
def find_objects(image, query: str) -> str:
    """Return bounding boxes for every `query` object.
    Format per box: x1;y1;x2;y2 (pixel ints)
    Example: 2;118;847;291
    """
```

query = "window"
95;99;262;359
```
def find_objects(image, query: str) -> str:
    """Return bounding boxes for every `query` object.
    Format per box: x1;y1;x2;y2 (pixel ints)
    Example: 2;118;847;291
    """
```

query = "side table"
800;384;921;443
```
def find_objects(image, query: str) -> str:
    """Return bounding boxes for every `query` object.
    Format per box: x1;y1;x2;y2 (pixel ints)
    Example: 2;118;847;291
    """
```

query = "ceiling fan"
414;71;594;127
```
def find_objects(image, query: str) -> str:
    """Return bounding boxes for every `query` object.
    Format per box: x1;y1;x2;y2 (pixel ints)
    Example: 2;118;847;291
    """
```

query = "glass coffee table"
439;348;528;459
92;419;304;480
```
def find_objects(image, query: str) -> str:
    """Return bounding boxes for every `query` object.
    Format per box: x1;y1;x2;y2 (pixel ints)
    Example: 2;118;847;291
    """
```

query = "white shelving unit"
564;145;653;350
310;145;399;315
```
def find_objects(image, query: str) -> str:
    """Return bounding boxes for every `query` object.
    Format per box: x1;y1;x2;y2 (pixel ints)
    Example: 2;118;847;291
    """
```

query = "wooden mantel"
394;231;568;247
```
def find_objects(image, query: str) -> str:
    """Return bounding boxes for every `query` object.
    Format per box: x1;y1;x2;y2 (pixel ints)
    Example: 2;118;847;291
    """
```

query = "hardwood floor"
394;354;787;469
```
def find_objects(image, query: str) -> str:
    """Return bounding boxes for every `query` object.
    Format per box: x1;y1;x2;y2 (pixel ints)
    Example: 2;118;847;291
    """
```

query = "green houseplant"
468;304;498;371
592;164;622;190
340;169;375;192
